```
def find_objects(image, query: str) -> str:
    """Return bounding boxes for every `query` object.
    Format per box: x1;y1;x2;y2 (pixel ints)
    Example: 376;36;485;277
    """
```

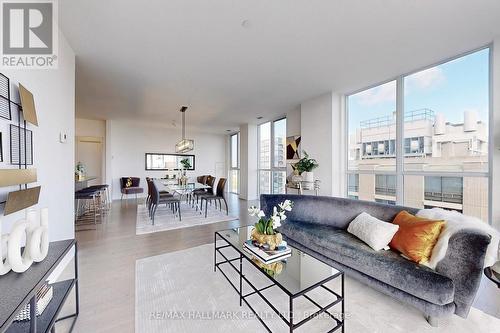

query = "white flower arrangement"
248;200;293;235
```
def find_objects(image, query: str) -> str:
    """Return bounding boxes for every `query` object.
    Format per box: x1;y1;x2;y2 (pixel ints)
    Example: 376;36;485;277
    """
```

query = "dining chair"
149;180;181;225
120;177;143;201
194;175;215;205
199;178;228;218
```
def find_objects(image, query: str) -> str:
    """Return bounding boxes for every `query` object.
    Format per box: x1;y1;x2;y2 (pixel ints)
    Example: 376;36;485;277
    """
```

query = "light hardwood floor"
57;193;255;333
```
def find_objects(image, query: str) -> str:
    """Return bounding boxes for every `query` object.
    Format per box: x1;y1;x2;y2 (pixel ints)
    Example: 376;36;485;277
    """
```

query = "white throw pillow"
347;212;399;251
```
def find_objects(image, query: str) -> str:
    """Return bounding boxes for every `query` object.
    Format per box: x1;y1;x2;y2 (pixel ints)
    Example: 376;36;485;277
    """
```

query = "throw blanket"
417;208;499;270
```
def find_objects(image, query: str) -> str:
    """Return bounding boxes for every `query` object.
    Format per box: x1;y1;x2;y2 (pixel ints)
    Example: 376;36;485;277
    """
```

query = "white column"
300;92;344;197
239;124;258;200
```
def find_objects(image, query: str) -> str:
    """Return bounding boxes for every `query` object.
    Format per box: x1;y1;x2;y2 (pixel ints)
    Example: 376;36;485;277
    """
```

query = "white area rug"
136;203;238;235
135;244;500;333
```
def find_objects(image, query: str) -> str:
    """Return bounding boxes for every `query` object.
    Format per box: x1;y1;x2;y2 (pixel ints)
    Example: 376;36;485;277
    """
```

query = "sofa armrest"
435;229;491;318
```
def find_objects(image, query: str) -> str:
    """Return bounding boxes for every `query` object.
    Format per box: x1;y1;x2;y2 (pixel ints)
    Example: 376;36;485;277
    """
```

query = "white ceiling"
60;0;500;133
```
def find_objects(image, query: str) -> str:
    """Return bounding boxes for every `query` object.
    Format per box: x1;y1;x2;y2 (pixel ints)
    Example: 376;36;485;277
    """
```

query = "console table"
0;239;79;333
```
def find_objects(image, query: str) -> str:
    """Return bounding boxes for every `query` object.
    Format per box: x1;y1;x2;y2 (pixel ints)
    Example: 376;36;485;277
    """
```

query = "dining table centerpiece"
248;200;293;250
179;158;191;185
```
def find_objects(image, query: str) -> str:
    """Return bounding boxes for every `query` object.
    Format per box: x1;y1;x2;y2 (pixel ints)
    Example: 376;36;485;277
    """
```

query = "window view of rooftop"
347;48;489;221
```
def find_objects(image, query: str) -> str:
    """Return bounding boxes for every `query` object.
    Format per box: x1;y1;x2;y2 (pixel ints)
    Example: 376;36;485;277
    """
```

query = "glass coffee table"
214;227;345;332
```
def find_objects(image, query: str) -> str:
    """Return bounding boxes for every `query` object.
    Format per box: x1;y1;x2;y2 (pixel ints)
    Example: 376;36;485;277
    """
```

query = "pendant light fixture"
175;106;194;153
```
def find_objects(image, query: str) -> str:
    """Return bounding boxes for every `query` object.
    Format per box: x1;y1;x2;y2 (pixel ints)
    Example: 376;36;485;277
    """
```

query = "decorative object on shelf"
175;106;194;153
0;73;40;217
10;124;33;165
286;135;301;160
75;161;85;180
290;168;302;185
4;186;41;216
248;200;293;250
18;83;39;126
0;207;49;275
251;257;284;277
294;150;318;183
14;284;53;321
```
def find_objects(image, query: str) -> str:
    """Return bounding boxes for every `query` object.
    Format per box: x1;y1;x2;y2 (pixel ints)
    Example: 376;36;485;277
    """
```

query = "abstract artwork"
10;124;33;165
19;83;38;126
286;136;301;160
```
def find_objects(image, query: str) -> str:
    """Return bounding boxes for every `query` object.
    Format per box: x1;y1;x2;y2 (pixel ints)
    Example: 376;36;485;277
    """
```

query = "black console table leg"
29;295;37;333
289;297;293;333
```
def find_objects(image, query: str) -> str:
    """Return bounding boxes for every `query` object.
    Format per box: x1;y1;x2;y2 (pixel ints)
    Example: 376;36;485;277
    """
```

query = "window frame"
258;117;287;195
229;132;240;194
344;44;492;223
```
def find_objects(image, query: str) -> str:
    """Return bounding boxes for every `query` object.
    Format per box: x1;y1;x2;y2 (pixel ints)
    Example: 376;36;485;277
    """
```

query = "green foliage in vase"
294;150;319;174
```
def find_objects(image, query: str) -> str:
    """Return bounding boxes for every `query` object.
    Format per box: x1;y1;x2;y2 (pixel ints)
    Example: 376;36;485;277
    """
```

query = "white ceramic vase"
302;171;314;182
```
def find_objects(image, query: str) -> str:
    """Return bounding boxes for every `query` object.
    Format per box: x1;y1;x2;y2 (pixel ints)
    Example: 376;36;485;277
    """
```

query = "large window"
346;48;490;222
229;133;240;194
259;118;287;194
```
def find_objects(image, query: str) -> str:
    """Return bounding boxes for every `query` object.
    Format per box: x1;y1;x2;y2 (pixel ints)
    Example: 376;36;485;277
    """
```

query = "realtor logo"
1;0;58;68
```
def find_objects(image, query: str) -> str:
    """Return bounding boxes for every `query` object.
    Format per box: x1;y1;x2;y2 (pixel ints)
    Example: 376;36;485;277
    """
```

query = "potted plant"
294;150;318;182
248;200;293;250
179;158;191;185
180;158;191;171
75;162;85;180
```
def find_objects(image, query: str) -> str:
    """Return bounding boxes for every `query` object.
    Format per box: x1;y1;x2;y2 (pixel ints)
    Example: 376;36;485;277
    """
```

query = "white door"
76;136;104;185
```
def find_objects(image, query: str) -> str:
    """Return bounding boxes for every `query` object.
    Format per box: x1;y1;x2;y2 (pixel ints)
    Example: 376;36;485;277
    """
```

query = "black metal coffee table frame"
214;231;345;333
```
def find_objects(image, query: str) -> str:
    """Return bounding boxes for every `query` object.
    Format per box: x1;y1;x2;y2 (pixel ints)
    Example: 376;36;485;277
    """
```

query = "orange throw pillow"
389;211;445;264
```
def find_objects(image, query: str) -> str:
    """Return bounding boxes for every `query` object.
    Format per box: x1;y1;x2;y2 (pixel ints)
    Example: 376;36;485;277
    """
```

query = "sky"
348;48;490;133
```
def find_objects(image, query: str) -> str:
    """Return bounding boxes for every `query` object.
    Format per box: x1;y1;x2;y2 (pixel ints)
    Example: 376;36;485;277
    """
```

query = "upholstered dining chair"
199;178;228;218
120;177;143;201
150;180;181;225
146;178;173;215
194;175;215;205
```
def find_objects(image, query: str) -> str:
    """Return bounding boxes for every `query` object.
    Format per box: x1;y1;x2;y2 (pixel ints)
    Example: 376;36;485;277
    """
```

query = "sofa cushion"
347;212;399;251
280;220;455;305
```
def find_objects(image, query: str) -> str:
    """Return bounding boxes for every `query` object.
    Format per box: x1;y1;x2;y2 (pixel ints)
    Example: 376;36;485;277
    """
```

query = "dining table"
161;182;212;213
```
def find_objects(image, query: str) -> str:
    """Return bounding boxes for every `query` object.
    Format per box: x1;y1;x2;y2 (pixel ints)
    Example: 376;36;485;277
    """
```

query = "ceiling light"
256;116;263;120
175;106;194;153
226;129;231;132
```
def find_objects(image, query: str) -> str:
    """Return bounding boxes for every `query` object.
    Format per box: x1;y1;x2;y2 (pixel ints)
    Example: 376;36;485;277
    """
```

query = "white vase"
302;171;314;182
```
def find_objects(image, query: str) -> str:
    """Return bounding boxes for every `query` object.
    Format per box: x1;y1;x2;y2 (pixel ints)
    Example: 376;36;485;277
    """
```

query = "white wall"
108;120;226;200
286;106;301;137
300;92;343;196
0;30;75;243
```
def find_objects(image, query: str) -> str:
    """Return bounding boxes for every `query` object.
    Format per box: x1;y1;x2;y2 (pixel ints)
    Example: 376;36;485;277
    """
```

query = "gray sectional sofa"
260;194;491;326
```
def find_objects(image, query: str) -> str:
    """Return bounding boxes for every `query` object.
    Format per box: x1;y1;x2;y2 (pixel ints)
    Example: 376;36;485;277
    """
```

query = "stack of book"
244;240;291;264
